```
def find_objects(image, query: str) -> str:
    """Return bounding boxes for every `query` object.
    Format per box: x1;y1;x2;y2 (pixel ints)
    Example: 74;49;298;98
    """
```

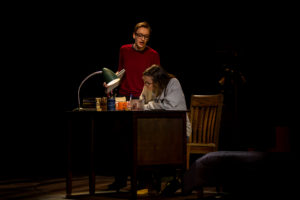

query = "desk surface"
66;109;188;113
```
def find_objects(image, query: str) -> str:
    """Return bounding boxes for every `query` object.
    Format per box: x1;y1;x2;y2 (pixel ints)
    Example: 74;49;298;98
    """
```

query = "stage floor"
0;175;219;200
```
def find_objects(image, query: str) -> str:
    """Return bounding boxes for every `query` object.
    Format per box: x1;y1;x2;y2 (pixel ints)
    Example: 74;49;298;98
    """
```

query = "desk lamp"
76;67;124;111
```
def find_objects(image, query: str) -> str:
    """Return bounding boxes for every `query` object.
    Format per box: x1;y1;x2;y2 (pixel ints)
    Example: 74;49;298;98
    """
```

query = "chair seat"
187;143;217;154
188;143;216;147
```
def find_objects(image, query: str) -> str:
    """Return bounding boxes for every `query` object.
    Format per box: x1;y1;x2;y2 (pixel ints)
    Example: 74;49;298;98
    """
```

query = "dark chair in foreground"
183;151;298;199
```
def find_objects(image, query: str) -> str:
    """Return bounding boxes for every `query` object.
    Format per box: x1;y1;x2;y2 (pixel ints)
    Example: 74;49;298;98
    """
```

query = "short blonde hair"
134;21;152;34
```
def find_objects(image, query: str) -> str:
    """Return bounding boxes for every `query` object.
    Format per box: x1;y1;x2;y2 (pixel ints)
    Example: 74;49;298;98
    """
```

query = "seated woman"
139;64;191;195
140;64;191;137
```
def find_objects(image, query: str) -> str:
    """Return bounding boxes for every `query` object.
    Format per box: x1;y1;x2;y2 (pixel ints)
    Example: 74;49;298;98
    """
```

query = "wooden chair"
186;94;224;169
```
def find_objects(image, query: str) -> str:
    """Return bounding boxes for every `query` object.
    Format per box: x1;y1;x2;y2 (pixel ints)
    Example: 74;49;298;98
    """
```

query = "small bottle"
126;101;131;111
127;94;132;111
100;97;107;111
115;101;119;111
96;97;101;111
107;97;115;111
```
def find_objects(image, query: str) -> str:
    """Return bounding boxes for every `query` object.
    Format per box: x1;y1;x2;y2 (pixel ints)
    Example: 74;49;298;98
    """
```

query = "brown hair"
134;21;152;34
143;64;175;97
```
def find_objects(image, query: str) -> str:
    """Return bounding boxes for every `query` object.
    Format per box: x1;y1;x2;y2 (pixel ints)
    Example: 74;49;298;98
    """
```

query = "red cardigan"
118;44;160;98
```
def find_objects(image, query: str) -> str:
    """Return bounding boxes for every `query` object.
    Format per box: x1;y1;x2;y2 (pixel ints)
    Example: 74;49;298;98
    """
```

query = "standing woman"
117;21;160;99
105;22;160;191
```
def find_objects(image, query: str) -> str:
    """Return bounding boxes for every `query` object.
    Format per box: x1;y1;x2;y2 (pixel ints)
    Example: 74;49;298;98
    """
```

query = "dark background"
1;14;297;179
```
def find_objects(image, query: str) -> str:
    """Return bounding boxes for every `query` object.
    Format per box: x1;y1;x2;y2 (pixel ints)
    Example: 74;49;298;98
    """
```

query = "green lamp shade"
102;67;120;93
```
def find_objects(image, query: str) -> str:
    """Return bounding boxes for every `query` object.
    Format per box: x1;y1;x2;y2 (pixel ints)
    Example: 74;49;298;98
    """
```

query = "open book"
117;68;125;79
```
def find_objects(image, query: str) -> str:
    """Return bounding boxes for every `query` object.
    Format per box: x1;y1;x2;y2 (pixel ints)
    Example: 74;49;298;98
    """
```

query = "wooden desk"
66;110;187;199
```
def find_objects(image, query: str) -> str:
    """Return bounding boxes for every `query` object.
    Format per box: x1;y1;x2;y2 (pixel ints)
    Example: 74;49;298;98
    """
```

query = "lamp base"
72;107;98;111
72;107;85;111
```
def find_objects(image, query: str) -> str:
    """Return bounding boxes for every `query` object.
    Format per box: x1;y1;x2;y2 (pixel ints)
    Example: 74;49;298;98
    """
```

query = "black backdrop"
1;15;297;178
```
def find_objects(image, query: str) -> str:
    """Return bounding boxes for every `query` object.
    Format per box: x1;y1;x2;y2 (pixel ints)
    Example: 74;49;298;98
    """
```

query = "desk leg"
89;118;95;195
66;119;72;197
131;117;137;200
131;164;137;199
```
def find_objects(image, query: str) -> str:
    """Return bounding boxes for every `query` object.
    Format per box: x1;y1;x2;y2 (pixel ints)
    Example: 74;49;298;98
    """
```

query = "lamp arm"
77;71;103;109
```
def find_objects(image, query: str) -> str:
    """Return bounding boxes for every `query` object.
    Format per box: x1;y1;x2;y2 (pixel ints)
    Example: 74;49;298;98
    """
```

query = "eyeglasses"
144;81;153;86
135;32;150;40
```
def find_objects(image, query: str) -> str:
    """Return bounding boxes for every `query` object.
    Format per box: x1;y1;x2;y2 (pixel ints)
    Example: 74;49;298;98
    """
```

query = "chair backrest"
189;94;224;148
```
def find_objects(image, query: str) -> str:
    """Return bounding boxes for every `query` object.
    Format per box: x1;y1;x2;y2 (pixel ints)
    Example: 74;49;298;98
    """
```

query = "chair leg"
186;147;190;170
